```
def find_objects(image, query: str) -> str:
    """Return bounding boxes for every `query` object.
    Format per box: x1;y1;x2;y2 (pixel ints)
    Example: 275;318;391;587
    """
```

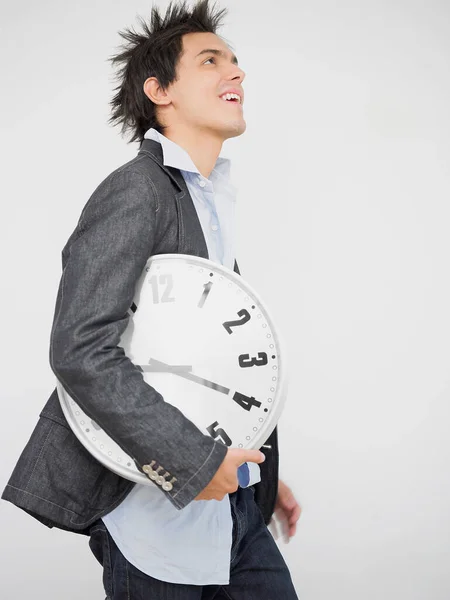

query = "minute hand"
146;358;230;395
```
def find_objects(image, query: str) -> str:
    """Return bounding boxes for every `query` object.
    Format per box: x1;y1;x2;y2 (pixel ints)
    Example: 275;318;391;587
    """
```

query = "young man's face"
163;31;246;140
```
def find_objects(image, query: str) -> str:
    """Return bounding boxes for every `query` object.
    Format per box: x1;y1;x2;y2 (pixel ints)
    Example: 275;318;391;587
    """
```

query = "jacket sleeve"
49;169;228;510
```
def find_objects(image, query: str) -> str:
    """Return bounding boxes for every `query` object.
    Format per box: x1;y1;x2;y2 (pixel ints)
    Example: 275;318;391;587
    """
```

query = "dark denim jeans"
88;486;298;599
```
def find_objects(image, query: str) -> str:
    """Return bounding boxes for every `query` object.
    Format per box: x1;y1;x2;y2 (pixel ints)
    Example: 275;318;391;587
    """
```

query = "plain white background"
1;0;450;598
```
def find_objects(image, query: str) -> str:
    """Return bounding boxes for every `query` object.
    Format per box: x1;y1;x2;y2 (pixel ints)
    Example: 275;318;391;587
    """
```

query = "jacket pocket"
4;410;134;532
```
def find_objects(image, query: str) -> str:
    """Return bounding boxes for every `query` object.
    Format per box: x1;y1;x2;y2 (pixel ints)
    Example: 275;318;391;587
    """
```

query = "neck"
161;125;223;179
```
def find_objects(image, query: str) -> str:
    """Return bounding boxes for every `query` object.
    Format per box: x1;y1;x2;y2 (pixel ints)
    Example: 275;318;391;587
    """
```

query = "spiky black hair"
107;0;229;144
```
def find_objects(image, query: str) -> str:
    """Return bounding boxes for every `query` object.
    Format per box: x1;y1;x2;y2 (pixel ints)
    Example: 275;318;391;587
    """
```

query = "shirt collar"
144;128;232;184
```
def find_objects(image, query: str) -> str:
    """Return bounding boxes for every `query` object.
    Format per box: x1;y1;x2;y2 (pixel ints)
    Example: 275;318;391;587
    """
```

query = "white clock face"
57;254;287;484
123;254;286;448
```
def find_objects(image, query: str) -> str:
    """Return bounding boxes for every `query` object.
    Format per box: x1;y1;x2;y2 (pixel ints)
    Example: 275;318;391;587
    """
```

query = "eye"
203;57;216;65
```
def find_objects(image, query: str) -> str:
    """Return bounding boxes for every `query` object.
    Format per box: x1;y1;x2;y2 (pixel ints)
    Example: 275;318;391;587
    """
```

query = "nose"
226;63;246;84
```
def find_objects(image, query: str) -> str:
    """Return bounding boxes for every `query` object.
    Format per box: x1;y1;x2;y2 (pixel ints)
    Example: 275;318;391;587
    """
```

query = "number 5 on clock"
207;421;232;446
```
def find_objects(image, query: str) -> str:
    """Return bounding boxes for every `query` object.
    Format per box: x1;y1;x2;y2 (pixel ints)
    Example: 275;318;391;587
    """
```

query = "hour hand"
140;358;192;374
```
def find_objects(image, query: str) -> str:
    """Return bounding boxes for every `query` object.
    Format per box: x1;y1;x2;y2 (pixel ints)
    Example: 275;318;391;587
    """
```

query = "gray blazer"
1;139;279;535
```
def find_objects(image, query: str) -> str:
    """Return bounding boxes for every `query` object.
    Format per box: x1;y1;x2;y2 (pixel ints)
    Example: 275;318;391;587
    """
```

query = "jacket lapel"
138;139;209;260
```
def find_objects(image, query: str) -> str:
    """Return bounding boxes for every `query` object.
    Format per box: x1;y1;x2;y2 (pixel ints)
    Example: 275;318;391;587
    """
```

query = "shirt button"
211;224;219;231
198;179;206;188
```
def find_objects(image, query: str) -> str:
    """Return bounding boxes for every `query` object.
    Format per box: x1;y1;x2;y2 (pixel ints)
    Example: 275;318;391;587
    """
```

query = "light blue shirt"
101;128;260;585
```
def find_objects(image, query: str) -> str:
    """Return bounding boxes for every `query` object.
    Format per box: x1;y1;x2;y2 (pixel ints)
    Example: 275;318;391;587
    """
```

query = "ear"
143;77;172;106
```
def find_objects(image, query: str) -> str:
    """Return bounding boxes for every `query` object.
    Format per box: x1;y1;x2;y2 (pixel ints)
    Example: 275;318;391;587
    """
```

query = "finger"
291;504;302;523
286;503;301;520
237;449;266;464
281;493;299;512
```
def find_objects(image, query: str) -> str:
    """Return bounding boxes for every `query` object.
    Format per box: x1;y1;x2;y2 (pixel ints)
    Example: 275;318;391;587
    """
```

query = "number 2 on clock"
223;309;251;334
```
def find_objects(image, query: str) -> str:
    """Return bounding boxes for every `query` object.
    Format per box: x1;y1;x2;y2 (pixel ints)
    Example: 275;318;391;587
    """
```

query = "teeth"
220;92;241;103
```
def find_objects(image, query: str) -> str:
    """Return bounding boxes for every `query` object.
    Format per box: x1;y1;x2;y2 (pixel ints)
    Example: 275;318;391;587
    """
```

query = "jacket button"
143;460;157;476
162;477;177;491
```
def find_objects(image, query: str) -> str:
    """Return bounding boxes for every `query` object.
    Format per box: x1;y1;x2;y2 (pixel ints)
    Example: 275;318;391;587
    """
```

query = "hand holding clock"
194;447;266;501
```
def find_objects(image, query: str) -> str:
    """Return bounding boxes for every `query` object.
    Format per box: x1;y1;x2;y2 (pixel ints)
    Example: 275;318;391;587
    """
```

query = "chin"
222;119;247;139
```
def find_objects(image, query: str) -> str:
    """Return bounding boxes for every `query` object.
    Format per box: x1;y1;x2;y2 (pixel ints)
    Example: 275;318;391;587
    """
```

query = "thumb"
230;448;266;465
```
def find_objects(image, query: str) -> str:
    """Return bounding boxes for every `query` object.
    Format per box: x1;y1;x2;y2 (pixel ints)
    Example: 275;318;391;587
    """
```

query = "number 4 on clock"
232;391;261;411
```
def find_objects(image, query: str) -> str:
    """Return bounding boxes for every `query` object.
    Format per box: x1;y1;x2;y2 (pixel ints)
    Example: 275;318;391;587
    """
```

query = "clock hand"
144;358;230;396
139;359;192;374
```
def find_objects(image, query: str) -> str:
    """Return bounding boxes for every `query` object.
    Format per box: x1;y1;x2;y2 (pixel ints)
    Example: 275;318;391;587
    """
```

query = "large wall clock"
56;254;288;485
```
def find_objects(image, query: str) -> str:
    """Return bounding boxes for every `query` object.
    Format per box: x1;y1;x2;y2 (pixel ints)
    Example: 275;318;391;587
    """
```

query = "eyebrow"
195;48;239;66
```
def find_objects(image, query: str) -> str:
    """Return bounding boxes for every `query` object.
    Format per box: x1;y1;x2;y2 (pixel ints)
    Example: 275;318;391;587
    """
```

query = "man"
2;1;301;597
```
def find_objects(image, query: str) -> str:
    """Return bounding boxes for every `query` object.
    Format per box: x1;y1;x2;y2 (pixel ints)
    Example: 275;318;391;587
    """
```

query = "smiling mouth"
219;98;243;107
219;92;243;105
